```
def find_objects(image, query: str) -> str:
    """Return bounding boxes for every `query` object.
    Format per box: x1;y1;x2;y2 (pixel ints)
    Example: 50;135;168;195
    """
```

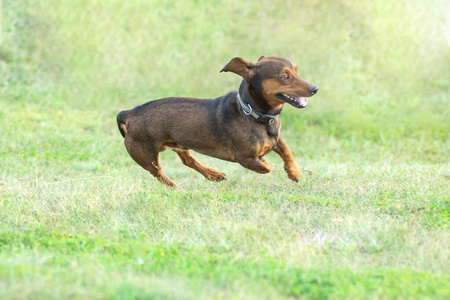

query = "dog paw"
206;171;227;182
288;174;300;182
285;168;300;182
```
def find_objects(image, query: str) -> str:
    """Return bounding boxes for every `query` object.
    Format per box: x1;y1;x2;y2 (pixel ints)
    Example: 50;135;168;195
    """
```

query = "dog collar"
236;92;279;125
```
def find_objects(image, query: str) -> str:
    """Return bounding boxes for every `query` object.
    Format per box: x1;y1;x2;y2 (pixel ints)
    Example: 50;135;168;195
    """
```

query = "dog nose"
309;86;319;95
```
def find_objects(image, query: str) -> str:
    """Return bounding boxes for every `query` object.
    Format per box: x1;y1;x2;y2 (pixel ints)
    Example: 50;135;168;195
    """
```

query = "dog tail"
117;110;128;138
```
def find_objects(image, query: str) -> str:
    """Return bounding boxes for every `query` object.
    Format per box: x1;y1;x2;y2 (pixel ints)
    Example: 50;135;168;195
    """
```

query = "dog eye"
281;74;290;81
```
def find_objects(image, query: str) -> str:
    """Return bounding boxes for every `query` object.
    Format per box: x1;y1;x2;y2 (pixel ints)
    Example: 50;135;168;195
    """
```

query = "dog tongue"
297;97;308;107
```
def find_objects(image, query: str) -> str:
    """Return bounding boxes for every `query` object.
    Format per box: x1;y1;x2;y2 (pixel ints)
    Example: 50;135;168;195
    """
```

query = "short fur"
117;56;318;187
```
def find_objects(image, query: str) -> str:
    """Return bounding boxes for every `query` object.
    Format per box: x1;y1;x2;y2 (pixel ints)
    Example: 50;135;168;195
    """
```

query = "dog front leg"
273;137;300;182
236;155;271;174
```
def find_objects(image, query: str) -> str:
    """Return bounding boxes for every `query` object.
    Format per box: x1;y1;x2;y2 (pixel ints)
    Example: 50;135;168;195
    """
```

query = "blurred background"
1;0;449;170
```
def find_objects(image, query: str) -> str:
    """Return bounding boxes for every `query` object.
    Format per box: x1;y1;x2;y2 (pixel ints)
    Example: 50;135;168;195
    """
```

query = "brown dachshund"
117;56;318;187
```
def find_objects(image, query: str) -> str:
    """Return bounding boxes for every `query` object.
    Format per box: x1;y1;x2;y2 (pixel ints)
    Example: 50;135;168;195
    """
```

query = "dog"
117;56;318;187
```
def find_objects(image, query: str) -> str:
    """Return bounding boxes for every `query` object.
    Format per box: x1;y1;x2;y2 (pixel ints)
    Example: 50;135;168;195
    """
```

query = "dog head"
221;56;318;109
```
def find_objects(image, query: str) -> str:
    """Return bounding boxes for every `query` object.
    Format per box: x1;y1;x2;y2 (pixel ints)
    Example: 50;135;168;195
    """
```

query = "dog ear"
220;57;258;80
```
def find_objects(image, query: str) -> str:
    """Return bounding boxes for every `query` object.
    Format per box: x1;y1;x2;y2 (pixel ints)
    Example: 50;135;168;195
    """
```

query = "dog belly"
162;140;234;162
162;141;189;151
190;147;235;162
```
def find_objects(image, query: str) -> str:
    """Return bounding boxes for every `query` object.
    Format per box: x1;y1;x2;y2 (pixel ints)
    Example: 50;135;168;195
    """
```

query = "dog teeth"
282;93;295;101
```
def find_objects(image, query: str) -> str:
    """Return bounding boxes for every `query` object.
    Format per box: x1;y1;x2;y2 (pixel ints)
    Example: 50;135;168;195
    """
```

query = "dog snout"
308;86;319;96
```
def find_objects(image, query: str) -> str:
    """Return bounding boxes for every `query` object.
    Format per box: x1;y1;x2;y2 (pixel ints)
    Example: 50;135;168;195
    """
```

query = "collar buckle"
243;104;252;116
236;92;278;125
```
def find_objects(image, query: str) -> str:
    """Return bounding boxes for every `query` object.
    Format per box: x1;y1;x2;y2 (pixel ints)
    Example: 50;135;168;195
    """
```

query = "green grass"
1;0;449;299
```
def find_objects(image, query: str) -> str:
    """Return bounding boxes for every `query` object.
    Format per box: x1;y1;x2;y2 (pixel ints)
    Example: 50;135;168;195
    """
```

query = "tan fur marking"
257;142;276;158
120;123;128;135
261;79;285;109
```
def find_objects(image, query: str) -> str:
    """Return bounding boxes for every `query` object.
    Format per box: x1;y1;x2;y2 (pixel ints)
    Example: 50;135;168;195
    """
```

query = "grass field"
1;0;449;299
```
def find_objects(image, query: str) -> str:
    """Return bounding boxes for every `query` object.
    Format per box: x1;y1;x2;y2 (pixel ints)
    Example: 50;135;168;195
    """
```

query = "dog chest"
256;138;278;157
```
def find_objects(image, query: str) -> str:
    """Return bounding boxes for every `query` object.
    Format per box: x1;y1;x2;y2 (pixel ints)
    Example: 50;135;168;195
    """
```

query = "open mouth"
276;93;308;108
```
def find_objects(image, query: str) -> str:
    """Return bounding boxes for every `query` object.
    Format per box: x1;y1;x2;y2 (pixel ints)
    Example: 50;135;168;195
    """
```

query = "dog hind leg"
173;149;227;182
124;137;177;187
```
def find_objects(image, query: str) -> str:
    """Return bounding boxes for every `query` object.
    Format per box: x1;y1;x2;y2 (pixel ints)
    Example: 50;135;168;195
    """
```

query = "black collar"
236;92;279;125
